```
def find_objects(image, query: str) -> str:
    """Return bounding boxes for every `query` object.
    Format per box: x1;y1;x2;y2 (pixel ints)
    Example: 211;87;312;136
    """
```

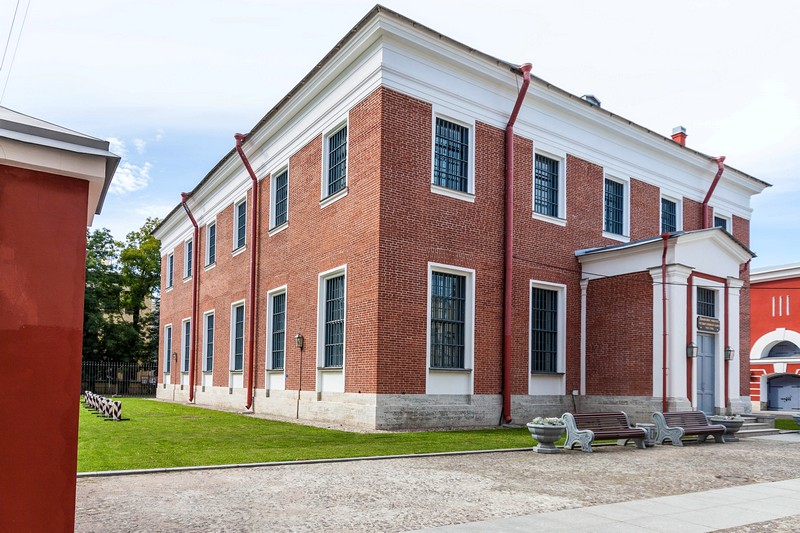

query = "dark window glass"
236;200;247;249
661;198;677;233
233;304;244;370
274;170;288;227
205;314;214;371
697;288;716;317
271;293;286;370
430;271;466;368
714;216;728;231
183;320;191;371
531;288;558;373
327;127;347;196
165;325;172;372
324;275;345;367
768;341;800;358
185;240;193;278
534;154;559;217
604;179;624;235
207;223;216;265
433;118;469;193
167;254;174;288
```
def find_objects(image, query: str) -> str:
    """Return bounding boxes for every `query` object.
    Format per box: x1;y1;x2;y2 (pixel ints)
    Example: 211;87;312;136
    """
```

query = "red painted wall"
0;164;89;531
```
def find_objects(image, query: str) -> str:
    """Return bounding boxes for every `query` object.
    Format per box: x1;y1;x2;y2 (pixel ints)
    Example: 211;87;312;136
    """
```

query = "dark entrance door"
767;374;800;411
697;333;716;415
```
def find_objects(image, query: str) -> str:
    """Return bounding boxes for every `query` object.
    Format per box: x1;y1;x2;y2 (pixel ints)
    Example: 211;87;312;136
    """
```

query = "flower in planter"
710;415;743;420
530;416;564;426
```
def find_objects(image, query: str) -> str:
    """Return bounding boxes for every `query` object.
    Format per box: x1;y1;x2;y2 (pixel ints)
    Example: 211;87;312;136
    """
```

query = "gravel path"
76;438;800;532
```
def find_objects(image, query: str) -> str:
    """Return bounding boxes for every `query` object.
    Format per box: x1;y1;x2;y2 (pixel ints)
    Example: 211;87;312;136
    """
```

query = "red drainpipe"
702;156;726;228
502;63;532;424
180;193;200;403
234;133;260;411
661;233;669;413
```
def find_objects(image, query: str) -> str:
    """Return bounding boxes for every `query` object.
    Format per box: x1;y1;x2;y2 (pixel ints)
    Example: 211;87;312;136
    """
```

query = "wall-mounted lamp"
294;333;304;350
172;351;178;361
724;346;735;361
686;342;698;358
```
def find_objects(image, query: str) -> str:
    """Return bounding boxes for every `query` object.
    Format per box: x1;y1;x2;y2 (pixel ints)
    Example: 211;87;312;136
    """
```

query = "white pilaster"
580;278;589;395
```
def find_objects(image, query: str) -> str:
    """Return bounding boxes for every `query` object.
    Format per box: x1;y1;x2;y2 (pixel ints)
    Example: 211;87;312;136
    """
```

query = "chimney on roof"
671;126;687;146
581;94;601;107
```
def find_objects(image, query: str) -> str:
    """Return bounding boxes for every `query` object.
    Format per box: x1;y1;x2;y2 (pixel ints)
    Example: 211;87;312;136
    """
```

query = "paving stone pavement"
76;437;800;532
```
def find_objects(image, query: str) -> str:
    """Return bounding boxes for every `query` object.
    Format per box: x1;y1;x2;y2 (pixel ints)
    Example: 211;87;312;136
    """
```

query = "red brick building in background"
749;264;800;411
0;108;118;531
154;6;769;428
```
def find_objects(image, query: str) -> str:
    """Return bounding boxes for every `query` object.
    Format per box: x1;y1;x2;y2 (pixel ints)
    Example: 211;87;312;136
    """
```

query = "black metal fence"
81;361;158;397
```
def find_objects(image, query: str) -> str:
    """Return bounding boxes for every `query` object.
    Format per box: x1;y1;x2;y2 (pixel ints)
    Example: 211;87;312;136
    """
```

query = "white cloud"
107;136;127;158
133;138;146;154
109;161;153;195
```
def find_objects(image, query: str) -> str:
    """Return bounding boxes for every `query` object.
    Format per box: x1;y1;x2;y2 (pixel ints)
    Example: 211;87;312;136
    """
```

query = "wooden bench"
652;411;725;446
563;411;647;453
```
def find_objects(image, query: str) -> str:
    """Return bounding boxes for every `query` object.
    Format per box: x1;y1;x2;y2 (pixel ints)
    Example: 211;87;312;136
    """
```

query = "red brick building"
748;264;800;411
154;6;768;428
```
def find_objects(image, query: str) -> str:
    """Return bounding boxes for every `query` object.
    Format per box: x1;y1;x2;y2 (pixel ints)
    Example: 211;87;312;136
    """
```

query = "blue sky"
2;0;797;268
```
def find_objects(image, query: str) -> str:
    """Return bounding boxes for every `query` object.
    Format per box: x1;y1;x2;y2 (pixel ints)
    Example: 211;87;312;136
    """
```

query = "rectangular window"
167;253;174;288
184;239;193;278
270;292;286;370
534;154;560;217
203;312;214;372
661;198;677;233
232;303;244;371
430;271;466;369
433;118;470;193
324;275;345;367
182;319;191;372
206;222;216;265
714;215;728;231
235;199;247;250
164;325;172;373
531;287;558;373
326;126;347;197
273;169;289;228
697;288;716;317
604;178;624;235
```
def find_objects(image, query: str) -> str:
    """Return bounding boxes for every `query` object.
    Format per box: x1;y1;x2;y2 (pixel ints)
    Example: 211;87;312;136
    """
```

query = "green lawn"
78;398;533;472
774;417;800;431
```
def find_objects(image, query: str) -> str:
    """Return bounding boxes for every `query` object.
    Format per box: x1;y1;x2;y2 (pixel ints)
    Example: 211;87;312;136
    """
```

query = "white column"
580;278;589;395
727;277;744;410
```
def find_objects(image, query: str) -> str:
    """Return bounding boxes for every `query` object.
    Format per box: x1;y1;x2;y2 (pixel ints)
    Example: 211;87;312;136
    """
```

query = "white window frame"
528;280;567;374
320;119;349;208
233;197;247;254
269;163;290;235
659;194;682;233
183;237;193;280
163;324;173;373
713;211;731;232
316;265;347;370
430;108;476;203
602;173;630;242
266;285;288;371
425;262;475;371
181;317;191;373
166;252;174;290
205;219;217;268
532;145;567;225
230;300;246;372
202;310;215;372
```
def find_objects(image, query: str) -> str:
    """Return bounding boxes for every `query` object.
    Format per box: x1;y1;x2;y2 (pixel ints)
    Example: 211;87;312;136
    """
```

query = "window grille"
185;240;192;278
164;325;172;373
205;314;214;371
327;127;347;196
531;287;558;373
207;223;216;264
430;271;466;368
661;198;677;233
714;216;727;231
697;288;716;317
271;293;286;370
324;276;345;367
433;118;469;193
534;154;559;217
604;179;624;235
183;320;191;371
274;170;288;227
236;200;247;249
233;305;244;370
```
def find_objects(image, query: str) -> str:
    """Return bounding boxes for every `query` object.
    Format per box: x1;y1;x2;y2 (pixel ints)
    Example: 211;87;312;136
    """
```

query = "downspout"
235;133;260;411
502;63;532;424
701;156;726;228
661;233;669;413
180;193;200;403
724;279;730;410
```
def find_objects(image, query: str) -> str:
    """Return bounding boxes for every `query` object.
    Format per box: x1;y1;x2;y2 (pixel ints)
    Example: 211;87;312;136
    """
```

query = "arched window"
768;341;800;358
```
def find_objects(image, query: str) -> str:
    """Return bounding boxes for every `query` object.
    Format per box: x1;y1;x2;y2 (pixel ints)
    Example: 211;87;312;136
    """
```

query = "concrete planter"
709;417;744;442
527;423;565;454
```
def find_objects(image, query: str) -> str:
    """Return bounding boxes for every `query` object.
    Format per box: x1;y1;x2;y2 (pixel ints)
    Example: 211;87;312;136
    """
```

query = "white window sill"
602;231;630;243
532;212;567;226
183;276;192;283
165;286;173;293
232;246;247;258
320;187;348;208
267;369;285;373
204;262;216;272
429;367;473;373
268;222;288;237
317;366;343;372
430;184;475;203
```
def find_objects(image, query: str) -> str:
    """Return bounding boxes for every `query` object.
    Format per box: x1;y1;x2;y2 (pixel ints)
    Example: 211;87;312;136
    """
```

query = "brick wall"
733;215;751;397
585;272;654;395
